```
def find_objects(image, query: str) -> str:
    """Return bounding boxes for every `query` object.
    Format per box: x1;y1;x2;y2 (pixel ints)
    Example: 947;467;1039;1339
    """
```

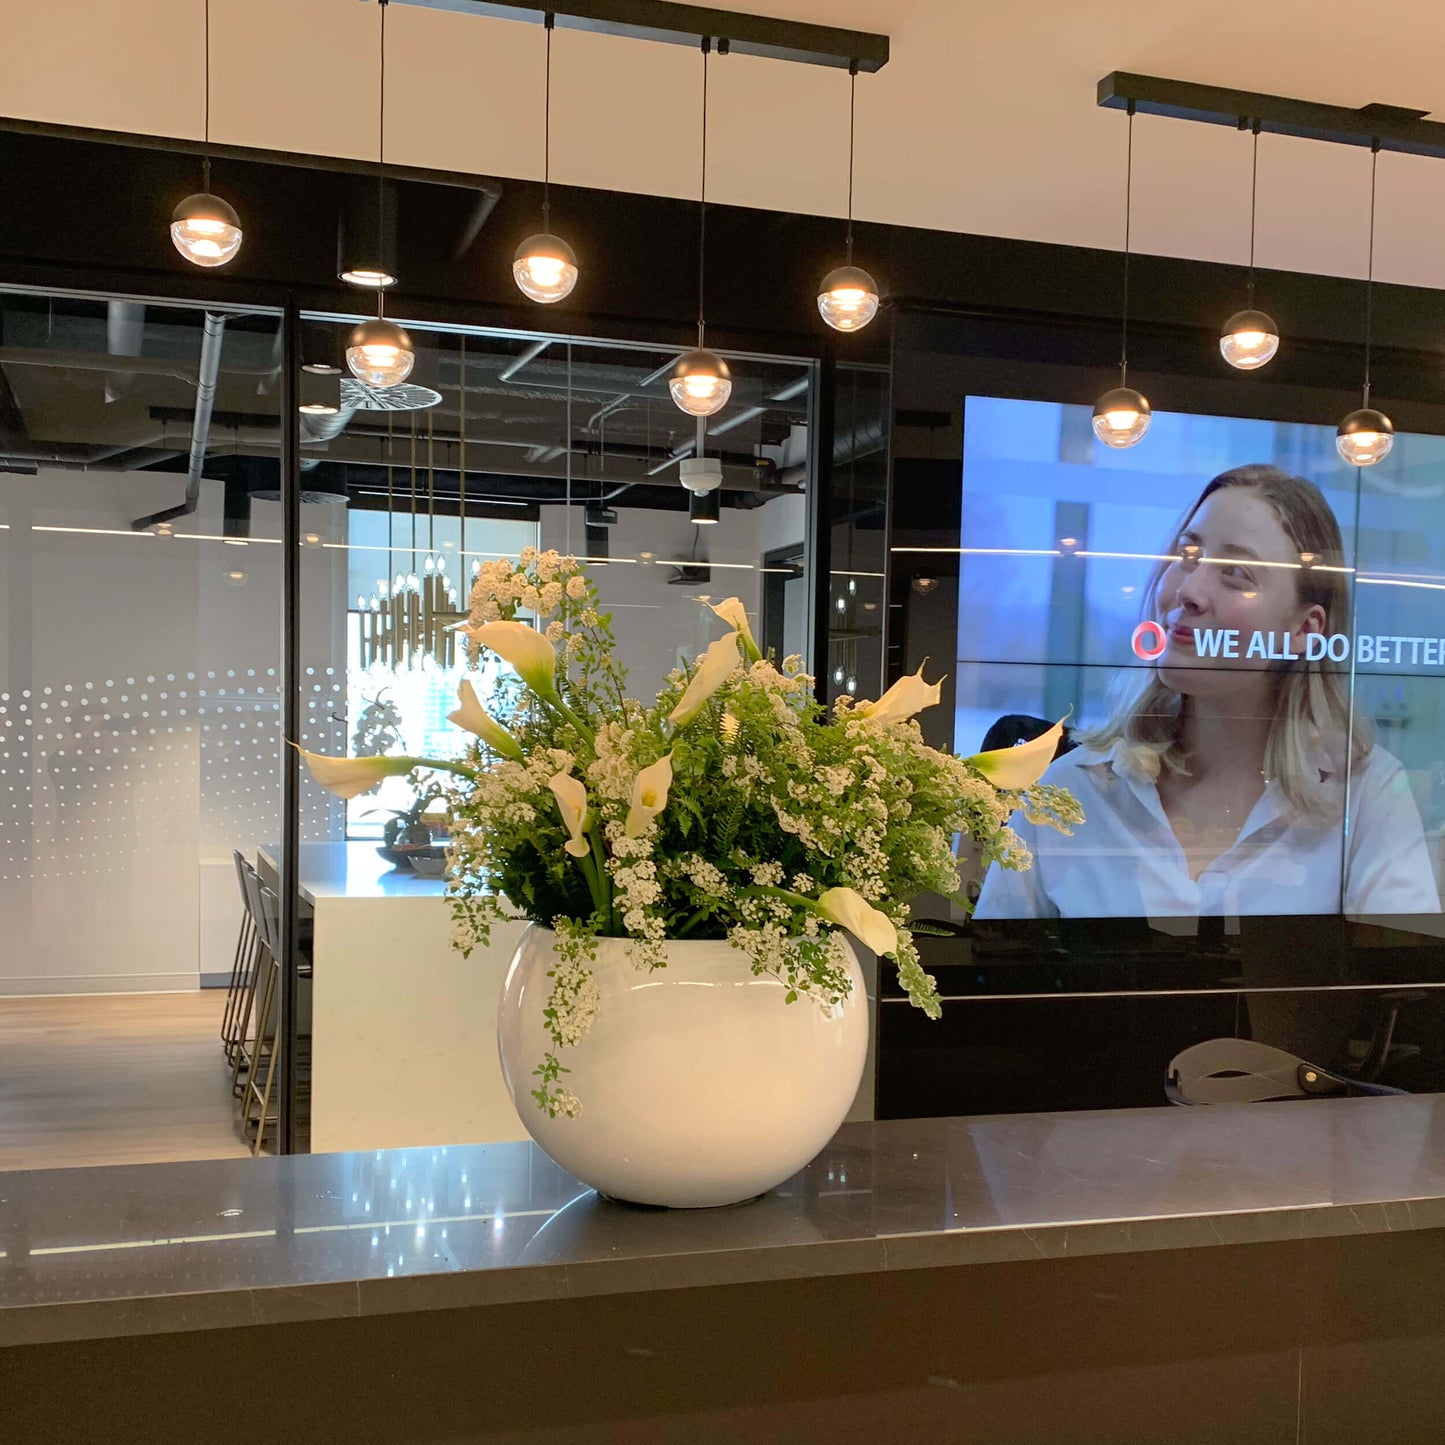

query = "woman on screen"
975;464;1440;919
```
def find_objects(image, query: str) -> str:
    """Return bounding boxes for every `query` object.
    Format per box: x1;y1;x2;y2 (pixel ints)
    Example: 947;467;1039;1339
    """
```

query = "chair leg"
221;915;257;1065
230;933;268;1098
235;945;273;1105
244;958;280;1153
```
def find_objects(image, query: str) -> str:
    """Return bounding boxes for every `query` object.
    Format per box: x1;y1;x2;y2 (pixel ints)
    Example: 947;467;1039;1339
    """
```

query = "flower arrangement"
300;548;1081;1118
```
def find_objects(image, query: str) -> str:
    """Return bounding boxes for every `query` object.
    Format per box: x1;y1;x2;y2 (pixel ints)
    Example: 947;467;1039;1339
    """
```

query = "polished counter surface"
258;841;450;902
5;1093;1445;1347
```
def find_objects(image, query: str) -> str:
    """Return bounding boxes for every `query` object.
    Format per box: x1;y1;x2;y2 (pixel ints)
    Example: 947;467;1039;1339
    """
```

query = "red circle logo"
1131;621;1168;661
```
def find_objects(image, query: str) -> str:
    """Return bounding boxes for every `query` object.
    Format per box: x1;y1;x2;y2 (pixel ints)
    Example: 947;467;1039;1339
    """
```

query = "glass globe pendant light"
347;1;414;390
670;39;732;418
817;63;879;333
513;15;579;303
1337;141;1394;467
1220;121;1280;370
170;0;243;267
1092;101;1150;449
347;316;414;388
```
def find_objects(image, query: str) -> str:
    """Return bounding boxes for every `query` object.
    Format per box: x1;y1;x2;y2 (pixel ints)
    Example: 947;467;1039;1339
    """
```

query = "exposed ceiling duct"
103;301;145;404
131;311;227;531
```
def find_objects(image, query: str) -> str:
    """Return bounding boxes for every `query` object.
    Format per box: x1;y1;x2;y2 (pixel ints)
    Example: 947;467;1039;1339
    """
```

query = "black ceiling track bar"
1099;72;1442;157
0;114;504;196
383;0;889;71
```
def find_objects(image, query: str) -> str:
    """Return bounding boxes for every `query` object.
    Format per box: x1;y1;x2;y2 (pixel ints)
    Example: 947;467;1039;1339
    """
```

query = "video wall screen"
956;397;1445;924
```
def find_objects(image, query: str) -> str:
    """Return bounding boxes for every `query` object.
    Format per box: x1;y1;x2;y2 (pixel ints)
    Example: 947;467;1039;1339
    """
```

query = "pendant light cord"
1247;119;1260;306
202;0;212;189
845;61;858;265
697;38;711;349
459;335;467;565
542;14;554;229
1119;101;1135;388
377;0;389;319
1364;139;1379;409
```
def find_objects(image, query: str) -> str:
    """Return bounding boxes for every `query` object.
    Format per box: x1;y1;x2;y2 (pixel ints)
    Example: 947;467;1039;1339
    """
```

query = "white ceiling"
5;0;1445;291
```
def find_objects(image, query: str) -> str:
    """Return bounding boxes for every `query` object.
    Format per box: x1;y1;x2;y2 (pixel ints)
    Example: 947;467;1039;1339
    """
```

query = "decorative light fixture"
817;62;879;332
670;40;732;417
681;451;722;525
299;366;341;416
338;180;398;290
170;0;243;267
1093;101;1151;449
513;14;580;304
347;1;414;389
356;414;464;670
1220;121;1280;370
1337;140;1393;467
347;317;415;388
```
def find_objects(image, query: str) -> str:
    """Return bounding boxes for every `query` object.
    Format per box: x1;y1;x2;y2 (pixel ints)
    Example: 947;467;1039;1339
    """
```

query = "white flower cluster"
549;960;600;1048
587;722;638;803
468;550;578;628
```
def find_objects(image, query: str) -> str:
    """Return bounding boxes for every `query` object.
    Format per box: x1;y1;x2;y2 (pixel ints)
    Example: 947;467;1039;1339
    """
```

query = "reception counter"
6;1095;1445;1440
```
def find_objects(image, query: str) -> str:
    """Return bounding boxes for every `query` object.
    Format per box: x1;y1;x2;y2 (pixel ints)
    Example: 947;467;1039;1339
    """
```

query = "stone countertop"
5;1094;1445;1348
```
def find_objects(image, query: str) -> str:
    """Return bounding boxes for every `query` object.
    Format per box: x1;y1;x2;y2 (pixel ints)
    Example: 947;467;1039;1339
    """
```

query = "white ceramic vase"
496;923;868;1208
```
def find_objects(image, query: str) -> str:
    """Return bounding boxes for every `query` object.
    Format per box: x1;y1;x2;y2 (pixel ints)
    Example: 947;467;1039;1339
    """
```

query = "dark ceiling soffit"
386;0;888;71
0;115;503;198
1098;71;1443;158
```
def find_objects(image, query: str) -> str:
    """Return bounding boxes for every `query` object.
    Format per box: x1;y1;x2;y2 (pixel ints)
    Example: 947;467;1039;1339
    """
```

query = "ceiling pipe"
131;311;227;531
104;301;146;404
452;187;502;262
497;339;551;383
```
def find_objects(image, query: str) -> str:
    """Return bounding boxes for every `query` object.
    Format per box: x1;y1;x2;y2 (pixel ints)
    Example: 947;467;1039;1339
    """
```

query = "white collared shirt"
974;743;1441;919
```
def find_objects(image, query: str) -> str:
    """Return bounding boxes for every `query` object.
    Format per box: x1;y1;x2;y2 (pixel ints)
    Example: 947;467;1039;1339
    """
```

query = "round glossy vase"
497;924;868;1208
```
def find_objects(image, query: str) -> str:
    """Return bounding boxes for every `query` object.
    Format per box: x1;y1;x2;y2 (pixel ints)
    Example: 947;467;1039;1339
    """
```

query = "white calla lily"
459;620;558;699
625;753;674;837
548;771;592;858
668;632;742;726
447;679;524;760
854;664;942;725
295;747;416;801
709;597;760;661
964;717;1065;791
815;886;898;958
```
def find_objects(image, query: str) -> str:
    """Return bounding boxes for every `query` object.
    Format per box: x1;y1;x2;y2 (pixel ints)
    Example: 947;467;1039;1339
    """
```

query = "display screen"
957;397;1445;922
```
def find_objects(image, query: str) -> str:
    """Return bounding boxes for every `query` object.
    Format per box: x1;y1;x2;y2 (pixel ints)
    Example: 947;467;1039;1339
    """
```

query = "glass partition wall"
0;289;284;1165
0;289;819;1164
294;318;817;1157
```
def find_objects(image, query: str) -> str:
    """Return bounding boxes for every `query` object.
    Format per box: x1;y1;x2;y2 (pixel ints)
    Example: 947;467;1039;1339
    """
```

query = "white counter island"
259;843;528;1154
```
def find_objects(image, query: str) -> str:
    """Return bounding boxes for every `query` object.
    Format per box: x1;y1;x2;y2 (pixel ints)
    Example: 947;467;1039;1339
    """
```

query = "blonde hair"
1082;464;1367;819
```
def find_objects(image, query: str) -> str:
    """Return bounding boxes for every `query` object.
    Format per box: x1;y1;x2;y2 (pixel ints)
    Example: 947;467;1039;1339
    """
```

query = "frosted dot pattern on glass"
0;666;348;885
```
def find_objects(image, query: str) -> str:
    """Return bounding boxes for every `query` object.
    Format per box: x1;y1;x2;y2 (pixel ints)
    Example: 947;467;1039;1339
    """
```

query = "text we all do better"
1130;622;1445;667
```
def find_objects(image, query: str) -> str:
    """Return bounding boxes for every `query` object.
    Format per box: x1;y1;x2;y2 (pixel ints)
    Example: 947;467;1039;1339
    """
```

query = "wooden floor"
0;991;252;1172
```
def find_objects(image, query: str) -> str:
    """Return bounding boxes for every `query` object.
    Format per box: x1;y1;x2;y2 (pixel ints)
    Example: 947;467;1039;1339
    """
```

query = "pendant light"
1092;102;1151;449
1220;121;1280;370
670;40;732;418
347;0;414;389
513;14;580;303
817;62;879;333
170;0;243;267
1337;141;1393;467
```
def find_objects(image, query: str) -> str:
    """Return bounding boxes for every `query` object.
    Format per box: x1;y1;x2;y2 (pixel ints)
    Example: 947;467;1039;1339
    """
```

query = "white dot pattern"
0;668;346;882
